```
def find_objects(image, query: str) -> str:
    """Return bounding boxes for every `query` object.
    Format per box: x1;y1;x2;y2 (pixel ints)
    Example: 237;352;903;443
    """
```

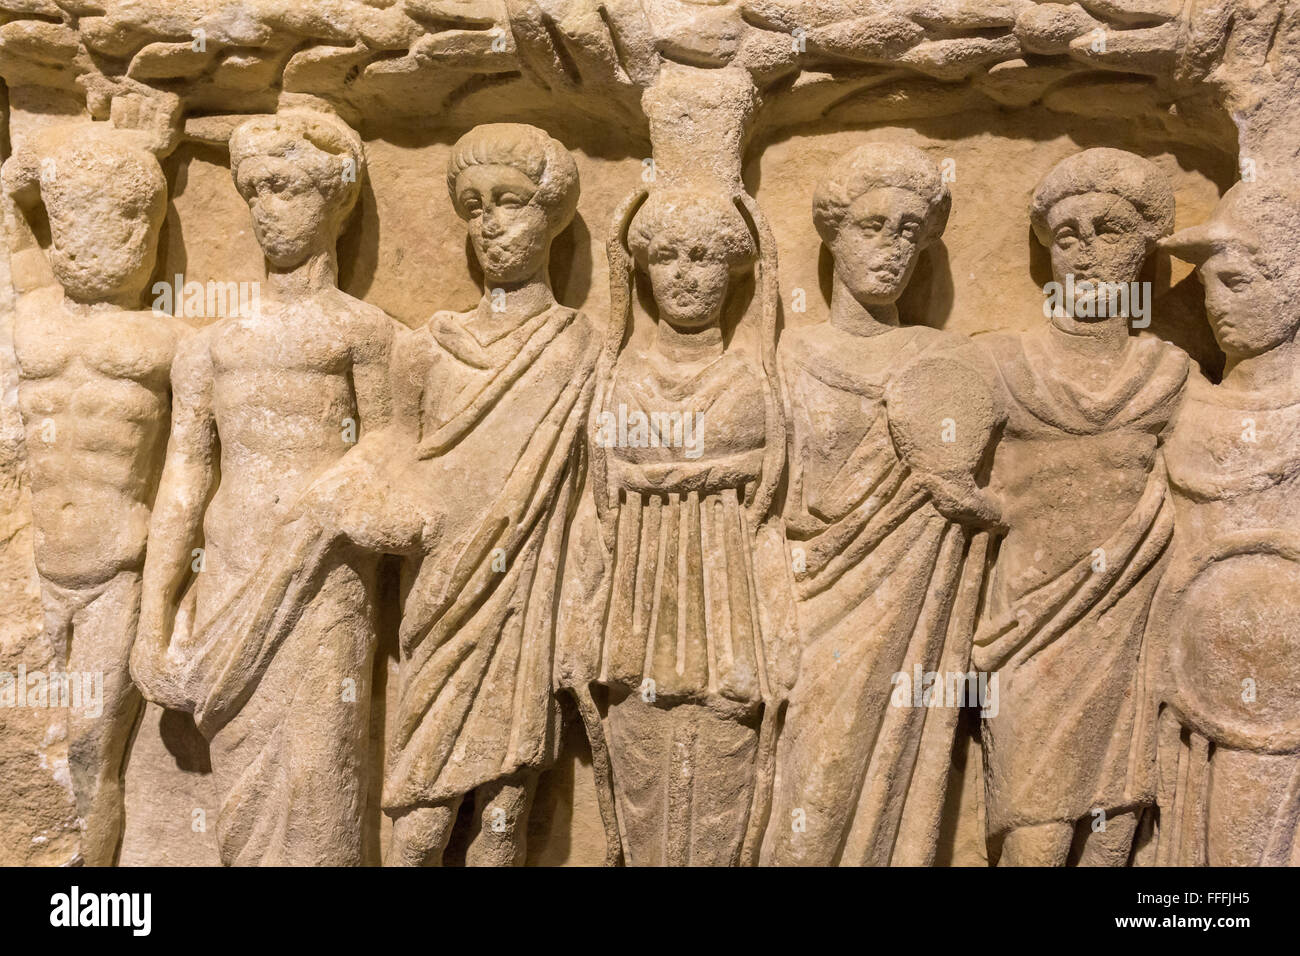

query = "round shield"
1157;531;1300;752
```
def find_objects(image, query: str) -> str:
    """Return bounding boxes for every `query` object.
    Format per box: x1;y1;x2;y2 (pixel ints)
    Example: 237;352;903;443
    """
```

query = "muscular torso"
14;290;183;587
198;294;383;608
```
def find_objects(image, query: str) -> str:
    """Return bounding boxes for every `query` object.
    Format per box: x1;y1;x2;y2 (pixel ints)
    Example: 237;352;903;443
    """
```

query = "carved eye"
899;220;920;242
1055;228;1077;246
461;195;483;216
688;245;707;262
650;245;676;265
497;192;525;208
858;217;885;233
1221;271;1252;291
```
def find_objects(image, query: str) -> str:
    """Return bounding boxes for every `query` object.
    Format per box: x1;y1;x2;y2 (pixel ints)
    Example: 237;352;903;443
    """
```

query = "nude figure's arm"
351;307;398;435
130;329;217;702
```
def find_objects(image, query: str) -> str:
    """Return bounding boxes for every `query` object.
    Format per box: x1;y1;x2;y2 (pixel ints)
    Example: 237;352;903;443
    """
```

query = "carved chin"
52;258;141;302
849;274;906;303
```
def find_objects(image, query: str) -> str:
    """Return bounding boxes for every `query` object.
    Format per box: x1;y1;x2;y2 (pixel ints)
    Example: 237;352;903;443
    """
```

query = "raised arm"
130;329;218;704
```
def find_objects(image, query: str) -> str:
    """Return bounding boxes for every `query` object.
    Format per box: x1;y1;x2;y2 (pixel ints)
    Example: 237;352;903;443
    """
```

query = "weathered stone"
0;0;1292;870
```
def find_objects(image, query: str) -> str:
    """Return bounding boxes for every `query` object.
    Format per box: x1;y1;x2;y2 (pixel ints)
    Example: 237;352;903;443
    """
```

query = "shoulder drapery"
383;306;600;808
763;328;998;866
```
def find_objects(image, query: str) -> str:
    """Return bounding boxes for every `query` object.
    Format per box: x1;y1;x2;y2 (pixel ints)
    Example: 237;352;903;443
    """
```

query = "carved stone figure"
1151;183;1300;865
188;123;599;866
761;144;1002;866
973;148;1189;866
375;124;597;866
129;109;400;865
558;187;795;866
2;0;1297;873
4;123;184;865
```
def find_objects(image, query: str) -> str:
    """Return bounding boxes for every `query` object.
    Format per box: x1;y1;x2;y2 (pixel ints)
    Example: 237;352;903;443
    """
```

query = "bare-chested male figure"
130;109;399;865
5;123;184;865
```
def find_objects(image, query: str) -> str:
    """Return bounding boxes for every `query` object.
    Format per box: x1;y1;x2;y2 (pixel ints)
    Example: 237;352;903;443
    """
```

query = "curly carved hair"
626;189;757;273
229;109;364;215
813;143;951;248
446;123;580;235
1030;148;1174;249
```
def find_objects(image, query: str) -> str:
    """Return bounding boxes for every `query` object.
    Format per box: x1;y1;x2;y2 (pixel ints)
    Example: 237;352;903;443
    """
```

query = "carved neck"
61;289;140;312
656;319;724;364
1047;310;1129;358
267;250;338;299
1223;336;1300;395
829;271;898;337
475;272;556;330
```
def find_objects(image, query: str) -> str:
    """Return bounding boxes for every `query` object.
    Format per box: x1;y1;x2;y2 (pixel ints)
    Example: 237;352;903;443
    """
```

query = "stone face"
0;0;1293;867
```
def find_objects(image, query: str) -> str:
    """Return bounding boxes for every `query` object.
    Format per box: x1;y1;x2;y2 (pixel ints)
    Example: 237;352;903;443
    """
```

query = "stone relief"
7;120;183;866
973;148;1189;866
765;144;1002;867
0;0;1296;869
1152;182;1300;866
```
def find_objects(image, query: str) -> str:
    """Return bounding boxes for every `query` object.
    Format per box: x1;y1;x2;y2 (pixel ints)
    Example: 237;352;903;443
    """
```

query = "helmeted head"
627;188;757;330
229;109;364;270
1031;148;1174;294
1161;182;1300;363
813;143;950;307
6;125;167;305
447;123;579;285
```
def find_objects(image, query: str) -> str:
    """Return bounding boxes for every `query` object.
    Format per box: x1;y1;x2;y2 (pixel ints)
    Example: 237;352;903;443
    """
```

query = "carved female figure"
1152;183;1300;865
761;143;1002;866
559;187;794;866
973;148;1189;866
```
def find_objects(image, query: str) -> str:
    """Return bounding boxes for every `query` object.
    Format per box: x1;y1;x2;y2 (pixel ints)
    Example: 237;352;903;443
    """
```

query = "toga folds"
972;328;1188;841
152;303;600;848
382;304;599;810
763;324;1001;866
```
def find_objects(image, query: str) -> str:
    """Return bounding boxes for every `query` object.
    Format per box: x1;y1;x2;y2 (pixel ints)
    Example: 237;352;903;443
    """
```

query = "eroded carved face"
828;186;930;305
645;234;731;330
456;164;549;284
1045;192;1148;291
46;167;165;304
1199;248;1294;360
236;154;334;269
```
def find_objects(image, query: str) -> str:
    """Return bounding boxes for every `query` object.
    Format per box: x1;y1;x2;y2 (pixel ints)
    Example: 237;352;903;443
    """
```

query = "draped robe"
151;304;599;859
973;328;1188;841
559;345;795;866
763;323;1000;866
1152;373;1300;865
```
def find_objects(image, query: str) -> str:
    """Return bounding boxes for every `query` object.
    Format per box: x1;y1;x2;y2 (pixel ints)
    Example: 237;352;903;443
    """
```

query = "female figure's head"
627;189;757;330
229;110;364;271
1162;182;1300;364
447;123;579;287
813;143;950;307
1031;148;1174;297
